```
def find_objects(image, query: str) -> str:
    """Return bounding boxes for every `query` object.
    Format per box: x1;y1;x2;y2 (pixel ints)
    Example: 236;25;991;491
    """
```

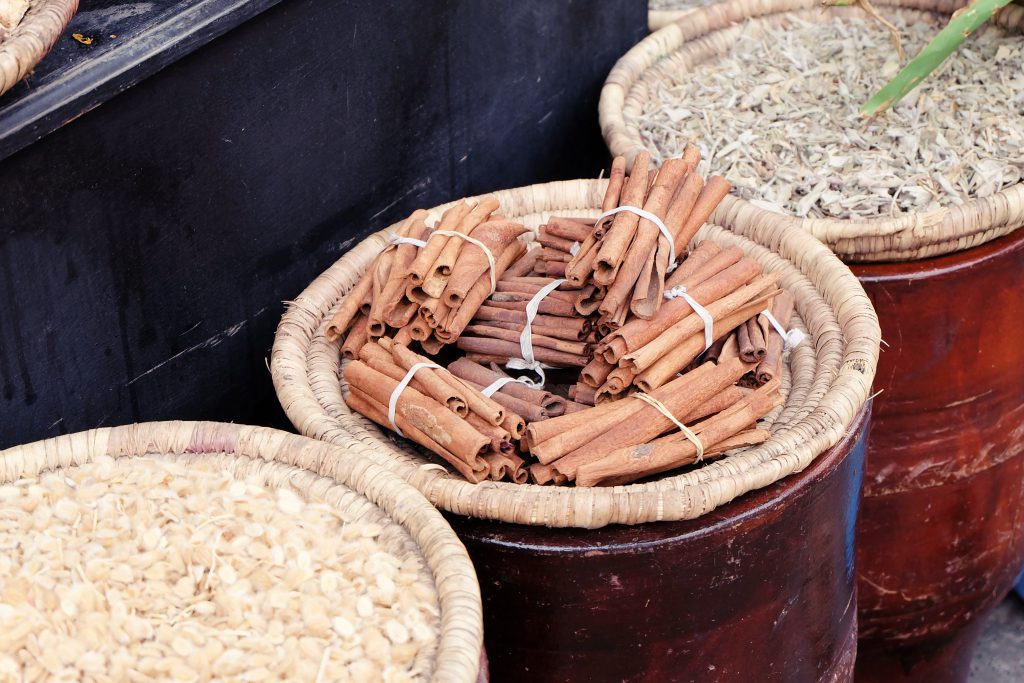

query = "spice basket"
271;178;879;680
0;421;484;683
601;5;1024;681
272;178;878;527
0;0;78;97
649;0;717;32
601;0;1024;262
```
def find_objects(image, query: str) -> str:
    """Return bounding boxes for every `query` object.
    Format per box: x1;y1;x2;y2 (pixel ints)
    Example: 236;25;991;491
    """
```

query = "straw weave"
603;0;1024;261
271;179;879;528
0;0;77;97
0;421;484;683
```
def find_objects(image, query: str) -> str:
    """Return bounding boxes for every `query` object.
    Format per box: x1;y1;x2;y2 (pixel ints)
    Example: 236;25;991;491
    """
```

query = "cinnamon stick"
756;291;796;386
593;152;651;284
455;337;589;367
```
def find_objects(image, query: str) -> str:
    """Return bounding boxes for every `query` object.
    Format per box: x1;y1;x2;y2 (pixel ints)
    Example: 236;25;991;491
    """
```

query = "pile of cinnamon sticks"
332;151;803;487
565;150;733;333
325;198;528;356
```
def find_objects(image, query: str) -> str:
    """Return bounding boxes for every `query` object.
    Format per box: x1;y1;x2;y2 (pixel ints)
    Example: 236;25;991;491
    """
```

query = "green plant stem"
861;0;1014;116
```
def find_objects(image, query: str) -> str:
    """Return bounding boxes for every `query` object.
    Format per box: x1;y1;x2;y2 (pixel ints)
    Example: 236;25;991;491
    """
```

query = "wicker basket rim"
0;0;79;98
602;0;1024;262
0;420;484;683
270;178;880;528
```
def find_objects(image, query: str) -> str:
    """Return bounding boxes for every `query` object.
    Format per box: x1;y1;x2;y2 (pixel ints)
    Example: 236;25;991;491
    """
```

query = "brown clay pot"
445;404;870;683
851;229;1024;683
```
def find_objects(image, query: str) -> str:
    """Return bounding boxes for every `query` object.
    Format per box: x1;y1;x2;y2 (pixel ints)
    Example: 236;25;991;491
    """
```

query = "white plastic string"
480;376;533;398
596;205;678;271
569;241;581;256
634;392;705;461
505;278;566;387
387;362;441;437
664;285;714;351
386;232;428;248
760;309;806;350
431;230;497;293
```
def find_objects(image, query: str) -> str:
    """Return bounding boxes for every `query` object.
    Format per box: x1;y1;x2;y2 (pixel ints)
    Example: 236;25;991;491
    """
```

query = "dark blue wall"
0;0;647;447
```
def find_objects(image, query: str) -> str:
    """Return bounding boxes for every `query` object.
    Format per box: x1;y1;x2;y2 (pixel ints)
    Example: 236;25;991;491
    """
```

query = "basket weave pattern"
271;179;879;528
0;421;484;683
603;0;1024;261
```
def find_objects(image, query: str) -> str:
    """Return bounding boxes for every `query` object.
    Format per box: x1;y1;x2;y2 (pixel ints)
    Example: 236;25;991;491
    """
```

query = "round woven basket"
0;0;78;98
272;179;879;528
601;0;1024;262
649;1;715;32
0;421;484;683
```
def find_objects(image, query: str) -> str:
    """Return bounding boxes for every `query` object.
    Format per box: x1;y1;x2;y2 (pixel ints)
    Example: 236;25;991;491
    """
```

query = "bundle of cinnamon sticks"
456;273;595;369
332;151;804;487
565;150;732;333
325;198;529;356
343;337;530;483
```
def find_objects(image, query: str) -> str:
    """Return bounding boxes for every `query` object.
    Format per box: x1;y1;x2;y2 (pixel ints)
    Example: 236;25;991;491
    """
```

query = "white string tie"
596;205;678;272
569;241;581;256
664;285;714;351
505;278;565;387
387;362;441;437
480;376;534;398
430;230;497;294
634;392;705;461
385;231;428;248
760;309;806;350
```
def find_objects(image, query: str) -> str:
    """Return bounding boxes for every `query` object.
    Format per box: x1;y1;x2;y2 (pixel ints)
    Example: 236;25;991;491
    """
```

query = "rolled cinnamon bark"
600;159;689;321
674;176;732;249
484;297;578;318
346;386;488;483
529;462;567;486
501;412;527;440
601;259;769;364
371;211;430;336
440;221;529;307
543;217;594;243
443;239;527;339
702;428;771;458
490;288;578;305
499;276;577;290
538;233;577;253
503;246;541;279
755;291;796;386
576;379;780;486
633;295;776;392
358;342;468;417
541;261;567;278
471;318;589;343
468;413;515;454
341;312;370;360
454;337;589;367
419;335;445;356
593;152;651;285
463;324;588;356
425;197;501;295
740;318;767;363
581;356;615;388
552;358;751;478
563;400;590;414
393;325;413;347
574;282;606;316
540;248;573;263
681;143;701;169
448;357;566;415
471;306;589;338
326;269;374;343
570;383;597;406
565;237;600;287
344;360;492;466
527;361;719;464
460;377;548;423
701;336;728;365
407;201;472;286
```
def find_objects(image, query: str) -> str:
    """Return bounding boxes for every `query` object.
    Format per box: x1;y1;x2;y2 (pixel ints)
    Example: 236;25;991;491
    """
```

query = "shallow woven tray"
272;179;879;528
603;0;1024;262
0;0;78;97
0;421;483;683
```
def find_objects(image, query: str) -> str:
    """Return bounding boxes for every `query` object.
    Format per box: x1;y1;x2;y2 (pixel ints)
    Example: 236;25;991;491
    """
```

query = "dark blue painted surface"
0;0;647;447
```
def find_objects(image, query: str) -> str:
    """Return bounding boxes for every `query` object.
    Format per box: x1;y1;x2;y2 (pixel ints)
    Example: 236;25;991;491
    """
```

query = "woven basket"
649;1;716;32
272;179;879;528
0;0;78;98
0;421;484;683
602;0;1024;262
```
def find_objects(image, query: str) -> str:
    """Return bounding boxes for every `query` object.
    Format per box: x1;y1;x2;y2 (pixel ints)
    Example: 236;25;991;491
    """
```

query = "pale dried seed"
0;456;440;681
